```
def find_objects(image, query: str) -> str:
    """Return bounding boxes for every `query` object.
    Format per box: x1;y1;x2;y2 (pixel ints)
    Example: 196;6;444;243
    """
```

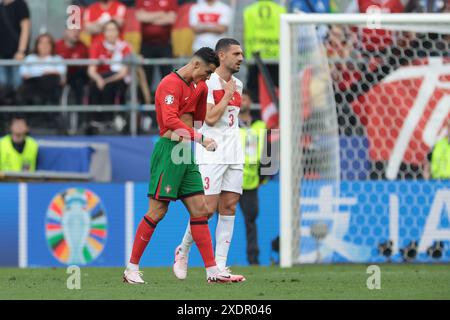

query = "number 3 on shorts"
204;177;210;190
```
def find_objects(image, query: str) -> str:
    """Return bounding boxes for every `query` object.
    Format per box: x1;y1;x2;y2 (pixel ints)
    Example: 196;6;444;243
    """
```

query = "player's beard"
228;62;240;74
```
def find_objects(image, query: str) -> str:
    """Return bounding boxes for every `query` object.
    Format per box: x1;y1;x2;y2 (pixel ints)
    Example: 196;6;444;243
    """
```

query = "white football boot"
123;269;146;284
173;245;189;280
219;266;246;282
207;268;246;283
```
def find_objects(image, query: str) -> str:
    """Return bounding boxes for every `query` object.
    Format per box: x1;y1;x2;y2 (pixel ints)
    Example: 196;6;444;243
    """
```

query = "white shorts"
199;164;243;195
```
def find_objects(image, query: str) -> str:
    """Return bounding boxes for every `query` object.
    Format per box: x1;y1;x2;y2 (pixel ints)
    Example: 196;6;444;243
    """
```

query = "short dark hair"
193;47;220;67
10;115;28;125
215;38;241;52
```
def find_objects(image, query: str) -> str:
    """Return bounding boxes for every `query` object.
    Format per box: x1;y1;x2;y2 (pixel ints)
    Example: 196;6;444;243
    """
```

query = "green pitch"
1;264;449;300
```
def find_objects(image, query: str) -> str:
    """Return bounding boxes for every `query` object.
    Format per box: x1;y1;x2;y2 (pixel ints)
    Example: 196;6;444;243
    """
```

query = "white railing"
0;57;276;135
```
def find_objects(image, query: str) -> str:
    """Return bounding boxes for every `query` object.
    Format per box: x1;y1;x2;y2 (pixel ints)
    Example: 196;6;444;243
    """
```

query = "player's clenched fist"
201;136;217;151
223;79;237;100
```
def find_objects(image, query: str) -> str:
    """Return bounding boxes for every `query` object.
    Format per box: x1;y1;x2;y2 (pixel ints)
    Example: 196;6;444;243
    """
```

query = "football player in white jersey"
173;38;246;282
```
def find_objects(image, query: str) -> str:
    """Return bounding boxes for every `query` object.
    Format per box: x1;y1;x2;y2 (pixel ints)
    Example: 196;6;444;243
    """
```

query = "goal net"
279;13;450;267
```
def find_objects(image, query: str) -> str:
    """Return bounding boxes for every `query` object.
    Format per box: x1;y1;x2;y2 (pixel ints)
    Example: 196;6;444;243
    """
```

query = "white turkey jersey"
196;72;244;165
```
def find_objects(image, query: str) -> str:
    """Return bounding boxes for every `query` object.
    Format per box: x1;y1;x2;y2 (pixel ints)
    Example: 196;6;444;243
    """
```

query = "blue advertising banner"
133;181;279;267
0;184;19;266
1;180;449;267
299;180;450;263
38;136;155;182
27;183;125;267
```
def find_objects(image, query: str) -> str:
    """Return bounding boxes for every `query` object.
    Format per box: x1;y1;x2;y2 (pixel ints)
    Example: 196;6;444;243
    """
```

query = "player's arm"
158;86;216;149
205;79;236;126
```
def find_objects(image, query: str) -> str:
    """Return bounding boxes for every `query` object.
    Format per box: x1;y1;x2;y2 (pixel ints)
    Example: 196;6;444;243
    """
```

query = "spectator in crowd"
0;116;38;173
135;0;177;92
87;20;132;133
83;0;127;46
55;28;89;105
171;1;196;57
88;20;131;105
334;0;417;107
17;33;67;106
243;0;285;102
345;0;418;13
424;119;450;180
189;0;232;52
238;89;268;266
0;0;31;91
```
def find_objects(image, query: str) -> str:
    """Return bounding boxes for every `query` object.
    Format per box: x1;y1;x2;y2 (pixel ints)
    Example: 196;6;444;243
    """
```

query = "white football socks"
206;266;219;279
215;214;235;271
179;214;236;271
127;262;139;271
179;223;194;257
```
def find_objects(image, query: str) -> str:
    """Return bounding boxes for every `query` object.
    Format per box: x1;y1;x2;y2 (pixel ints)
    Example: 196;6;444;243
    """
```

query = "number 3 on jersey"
228;114;234;127
204;177;210;190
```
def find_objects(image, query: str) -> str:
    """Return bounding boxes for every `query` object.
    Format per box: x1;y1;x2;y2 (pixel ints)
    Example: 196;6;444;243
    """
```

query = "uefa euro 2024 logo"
45;188;108;265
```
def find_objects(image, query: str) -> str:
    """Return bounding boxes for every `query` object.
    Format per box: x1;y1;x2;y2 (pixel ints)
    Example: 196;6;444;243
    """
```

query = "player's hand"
202;136;217;151
223;79;237;100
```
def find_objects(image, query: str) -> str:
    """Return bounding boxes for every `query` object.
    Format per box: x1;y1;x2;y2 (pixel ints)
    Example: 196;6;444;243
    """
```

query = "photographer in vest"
424;119;450;180
238;89;267;265
0;116;38;172
243;0;285;102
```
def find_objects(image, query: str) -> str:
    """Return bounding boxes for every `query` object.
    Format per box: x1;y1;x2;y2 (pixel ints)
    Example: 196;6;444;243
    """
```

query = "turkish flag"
351;57;450;167
258;73;279;129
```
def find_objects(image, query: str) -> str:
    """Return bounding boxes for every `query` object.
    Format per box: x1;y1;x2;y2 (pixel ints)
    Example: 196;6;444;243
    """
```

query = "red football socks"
129;216;157;264
190;216;216;268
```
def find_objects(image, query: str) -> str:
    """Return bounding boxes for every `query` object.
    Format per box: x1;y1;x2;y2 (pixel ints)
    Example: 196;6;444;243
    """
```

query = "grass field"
1;264;449;300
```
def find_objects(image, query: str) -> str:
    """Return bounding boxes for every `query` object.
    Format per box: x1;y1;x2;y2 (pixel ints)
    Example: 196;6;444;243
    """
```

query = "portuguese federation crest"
45;188;108;265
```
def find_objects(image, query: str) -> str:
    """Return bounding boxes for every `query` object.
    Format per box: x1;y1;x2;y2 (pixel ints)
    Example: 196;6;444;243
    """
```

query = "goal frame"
279;13;450;268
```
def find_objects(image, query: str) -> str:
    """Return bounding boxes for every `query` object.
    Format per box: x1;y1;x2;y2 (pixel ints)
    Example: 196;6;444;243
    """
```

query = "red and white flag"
258;72;279;129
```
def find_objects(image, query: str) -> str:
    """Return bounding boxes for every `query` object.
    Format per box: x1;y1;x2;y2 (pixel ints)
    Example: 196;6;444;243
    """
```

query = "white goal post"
279;13;450;268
